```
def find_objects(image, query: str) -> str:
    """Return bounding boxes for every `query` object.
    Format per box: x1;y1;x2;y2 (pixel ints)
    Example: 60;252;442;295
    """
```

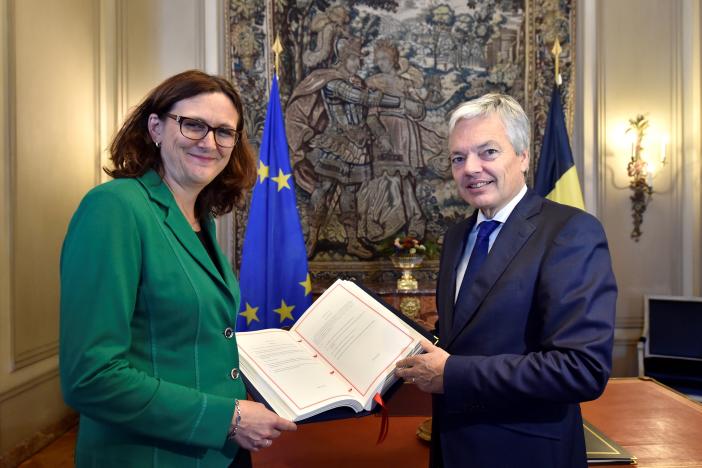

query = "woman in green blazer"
60;70;296;467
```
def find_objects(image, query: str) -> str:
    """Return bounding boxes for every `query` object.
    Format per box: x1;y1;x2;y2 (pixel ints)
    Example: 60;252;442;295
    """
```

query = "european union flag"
237;75;312;331
534;85;585;210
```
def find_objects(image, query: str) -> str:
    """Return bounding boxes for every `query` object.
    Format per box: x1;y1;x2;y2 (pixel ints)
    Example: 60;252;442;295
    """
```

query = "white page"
236;329;355;413
292;280;422;397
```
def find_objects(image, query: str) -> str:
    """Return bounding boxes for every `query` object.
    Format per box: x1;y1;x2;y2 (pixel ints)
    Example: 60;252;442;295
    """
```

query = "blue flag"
237;76;312;331
534;85;585;209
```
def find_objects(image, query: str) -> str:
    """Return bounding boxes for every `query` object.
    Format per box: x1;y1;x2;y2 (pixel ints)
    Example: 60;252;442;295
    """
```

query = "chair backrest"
643;295;702;361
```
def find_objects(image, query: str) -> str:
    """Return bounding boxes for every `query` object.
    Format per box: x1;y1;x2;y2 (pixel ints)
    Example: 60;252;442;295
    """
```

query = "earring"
155;141;161;148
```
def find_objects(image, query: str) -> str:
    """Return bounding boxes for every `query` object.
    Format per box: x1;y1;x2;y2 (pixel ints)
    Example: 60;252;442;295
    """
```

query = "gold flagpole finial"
551;38;562;86
272;35;283;78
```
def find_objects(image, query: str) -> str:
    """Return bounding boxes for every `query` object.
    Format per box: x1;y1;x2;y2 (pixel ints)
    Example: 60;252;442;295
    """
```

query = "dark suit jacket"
431;189;617;468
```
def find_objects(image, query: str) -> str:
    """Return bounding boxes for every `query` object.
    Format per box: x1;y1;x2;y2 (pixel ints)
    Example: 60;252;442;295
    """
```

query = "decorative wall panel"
10;0;99;368
226;0;575;285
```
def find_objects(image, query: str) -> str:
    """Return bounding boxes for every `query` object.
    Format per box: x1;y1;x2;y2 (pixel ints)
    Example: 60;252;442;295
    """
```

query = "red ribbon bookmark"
373;393;389;444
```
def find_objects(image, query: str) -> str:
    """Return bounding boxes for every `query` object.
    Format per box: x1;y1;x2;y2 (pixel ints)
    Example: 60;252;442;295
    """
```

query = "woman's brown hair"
106;69;257;217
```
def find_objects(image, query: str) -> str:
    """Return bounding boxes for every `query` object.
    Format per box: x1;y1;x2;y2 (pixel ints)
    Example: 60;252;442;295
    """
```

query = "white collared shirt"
454;184;528;302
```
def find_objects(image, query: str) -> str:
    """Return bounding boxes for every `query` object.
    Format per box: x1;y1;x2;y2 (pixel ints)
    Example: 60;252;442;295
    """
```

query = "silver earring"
155;141;161;148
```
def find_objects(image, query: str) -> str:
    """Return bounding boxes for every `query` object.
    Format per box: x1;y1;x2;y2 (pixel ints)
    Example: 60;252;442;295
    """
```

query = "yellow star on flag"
274;299;295;322
240;303;260;325
271;169;291;191
299;273;312;296
257;161;269;184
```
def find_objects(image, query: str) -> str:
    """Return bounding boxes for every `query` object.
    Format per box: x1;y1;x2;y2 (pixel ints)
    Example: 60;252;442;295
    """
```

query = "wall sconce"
625;114;667;242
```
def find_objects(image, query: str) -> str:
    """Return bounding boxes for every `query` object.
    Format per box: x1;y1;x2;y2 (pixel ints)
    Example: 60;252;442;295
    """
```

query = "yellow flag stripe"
545;165;585;210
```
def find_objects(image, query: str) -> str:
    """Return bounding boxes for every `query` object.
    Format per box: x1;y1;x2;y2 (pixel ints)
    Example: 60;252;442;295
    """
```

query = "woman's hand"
230;400;297;451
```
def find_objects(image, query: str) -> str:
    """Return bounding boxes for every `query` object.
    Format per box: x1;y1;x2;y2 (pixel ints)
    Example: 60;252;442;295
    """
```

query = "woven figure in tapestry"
286;37;412;259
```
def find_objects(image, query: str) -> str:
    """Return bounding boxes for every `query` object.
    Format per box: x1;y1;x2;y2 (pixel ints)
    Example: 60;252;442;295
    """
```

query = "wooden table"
252;383;432;468
252;378;702;467
581;378;702;467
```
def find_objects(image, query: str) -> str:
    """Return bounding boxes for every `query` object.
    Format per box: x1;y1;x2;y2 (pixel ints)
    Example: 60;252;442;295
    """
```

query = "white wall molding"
116;0;129;147
0;0;13;376
6;0;22;370
9;0;102;371
13;343;58;371
5;0;17;372
616;315;644;327
204;0;224;74
194;0;206;71
670;0;684;295
576;0;598;216
99;0;118;183
0;352;59;402
207;0;235;261
0;364;58;403
595;1;607;219
681;0;702;296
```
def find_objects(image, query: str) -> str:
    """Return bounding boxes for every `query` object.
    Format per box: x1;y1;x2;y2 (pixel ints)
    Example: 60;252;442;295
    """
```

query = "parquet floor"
16;426;76;468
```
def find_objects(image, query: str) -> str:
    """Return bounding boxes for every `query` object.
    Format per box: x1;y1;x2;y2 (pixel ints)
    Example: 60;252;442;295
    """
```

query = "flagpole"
272;35;282;78
551;38;562;86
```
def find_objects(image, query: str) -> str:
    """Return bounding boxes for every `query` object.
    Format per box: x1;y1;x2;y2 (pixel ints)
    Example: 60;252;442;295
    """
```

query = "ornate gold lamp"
625;114;667;241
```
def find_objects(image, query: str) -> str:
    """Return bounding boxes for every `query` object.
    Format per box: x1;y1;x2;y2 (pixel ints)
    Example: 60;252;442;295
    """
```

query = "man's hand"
230;400;297;451
395;340;449;394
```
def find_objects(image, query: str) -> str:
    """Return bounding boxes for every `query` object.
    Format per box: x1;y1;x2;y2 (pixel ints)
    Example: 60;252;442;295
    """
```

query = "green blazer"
60;169;246;467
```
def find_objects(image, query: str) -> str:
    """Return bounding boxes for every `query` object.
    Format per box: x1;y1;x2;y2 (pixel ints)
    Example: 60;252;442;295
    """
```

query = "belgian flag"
534;85;585;210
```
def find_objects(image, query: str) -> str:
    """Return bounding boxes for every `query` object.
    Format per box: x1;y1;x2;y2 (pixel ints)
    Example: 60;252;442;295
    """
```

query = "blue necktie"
458;219;501;300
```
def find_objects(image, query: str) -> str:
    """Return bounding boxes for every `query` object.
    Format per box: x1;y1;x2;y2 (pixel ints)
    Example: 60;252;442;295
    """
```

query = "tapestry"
225;0;576;286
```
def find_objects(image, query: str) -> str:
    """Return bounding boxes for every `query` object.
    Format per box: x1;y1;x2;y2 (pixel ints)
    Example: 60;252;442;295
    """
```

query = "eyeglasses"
165;113;240;148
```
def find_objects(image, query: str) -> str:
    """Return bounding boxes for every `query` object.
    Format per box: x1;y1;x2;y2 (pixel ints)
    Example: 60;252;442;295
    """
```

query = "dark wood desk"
252;378;702;468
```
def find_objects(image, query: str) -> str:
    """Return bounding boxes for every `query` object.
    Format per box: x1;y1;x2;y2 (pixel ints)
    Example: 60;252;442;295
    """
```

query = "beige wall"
577;0;702;376
0;0;222;463
1;0;98;460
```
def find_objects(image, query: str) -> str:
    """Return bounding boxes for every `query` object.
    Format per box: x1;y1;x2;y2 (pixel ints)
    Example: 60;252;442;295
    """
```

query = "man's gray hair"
448;93;531;155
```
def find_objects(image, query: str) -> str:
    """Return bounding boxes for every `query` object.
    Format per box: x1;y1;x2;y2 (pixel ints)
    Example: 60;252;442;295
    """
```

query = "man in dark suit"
395;93;617;468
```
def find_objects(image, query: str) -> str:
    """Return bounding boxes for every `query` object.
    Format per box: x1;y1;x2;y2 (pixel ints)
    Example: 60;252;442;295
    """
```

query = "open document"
236;279;434;422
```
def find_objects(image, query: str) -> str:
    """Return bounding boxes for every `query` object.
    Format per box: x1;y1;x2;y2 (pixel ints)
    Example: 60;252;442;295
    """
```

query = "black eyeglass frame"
164;113;240;148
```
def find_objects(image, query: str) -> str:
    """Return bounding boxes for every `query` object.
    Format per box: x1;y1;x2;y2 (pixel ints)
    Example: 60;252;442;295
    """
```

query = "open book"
235;279;433;422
